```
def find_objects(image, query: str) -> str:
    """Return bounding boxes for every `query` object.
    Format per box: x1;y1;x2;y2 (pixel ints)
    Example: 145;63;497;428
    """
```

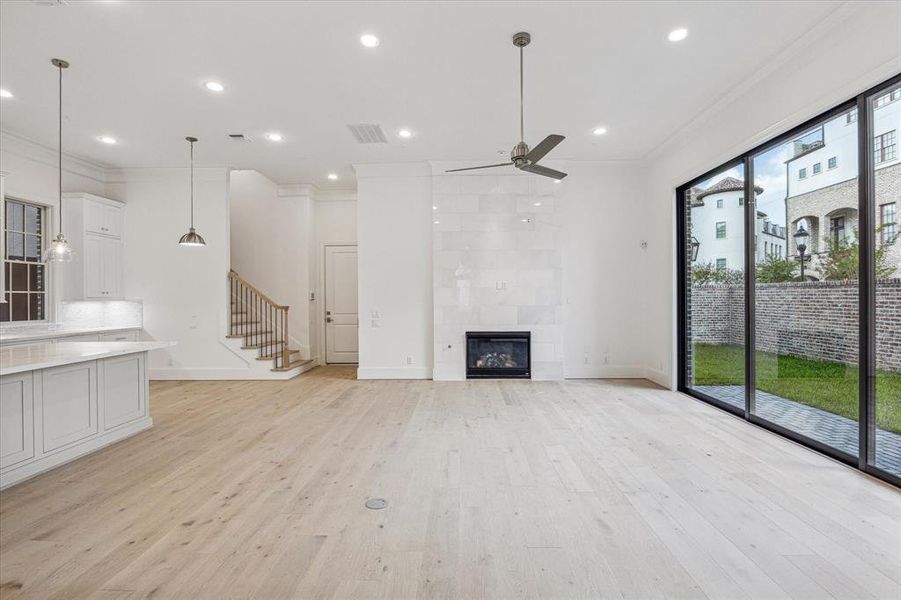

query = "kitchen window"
2;199;47;322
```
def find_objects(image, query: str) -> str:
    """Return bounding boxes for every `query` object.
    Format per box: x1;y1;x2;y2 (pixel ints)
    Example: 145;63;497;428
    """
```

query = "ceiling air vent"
347;124;388;144
32;0;69;5
228;134;253;143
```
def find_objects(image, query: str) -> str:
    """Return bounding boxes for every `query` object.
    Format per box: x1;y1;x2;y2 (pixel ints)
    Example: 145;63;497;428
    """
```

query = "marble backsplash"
57;300;143;330
432;172;564;380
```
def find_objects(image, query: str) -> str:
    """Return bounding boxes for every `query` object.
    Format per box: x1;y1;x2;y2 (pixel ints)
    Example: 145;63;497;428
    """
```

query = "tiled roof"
695;176;764;201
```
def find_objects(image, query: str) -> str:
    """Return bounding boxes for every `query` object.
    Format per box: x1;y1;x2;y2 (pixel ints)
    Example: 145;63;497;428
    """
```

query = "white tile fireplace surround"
432;171;563;380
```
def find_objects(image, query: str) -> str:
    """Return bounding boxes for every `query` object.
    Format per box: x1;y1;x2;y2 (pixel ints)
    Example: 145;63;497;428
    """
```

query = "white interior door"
325;245;359;364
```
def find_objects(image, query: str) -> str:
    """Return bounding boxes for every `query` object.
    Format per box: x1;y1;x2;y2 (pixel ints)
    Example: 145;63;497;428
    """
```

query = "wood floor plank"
0;367;898;599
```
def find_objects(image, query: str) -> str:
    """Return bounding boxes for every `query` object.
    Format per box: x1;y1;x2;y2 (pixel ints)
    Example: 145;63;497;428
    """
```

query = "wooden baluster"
283;307;290;368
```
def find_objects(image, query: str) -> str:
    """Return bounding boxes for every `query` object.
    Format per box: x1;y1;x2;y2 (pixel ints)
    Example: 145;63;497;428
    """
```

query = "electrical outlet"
371;319;379;328
405;355;414;365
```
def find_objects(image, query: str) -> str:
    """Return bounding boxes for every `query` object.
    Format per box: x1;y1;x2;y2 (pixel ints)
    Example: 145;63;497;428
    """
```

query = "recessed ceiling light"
668;28;688;42
433;220;440;225
360;34;380;48
98;136;117;145
0;89;12;99
265;132;283;142
554;179;561;184
593;127;608;136
432;205;438;210
398;129;413;139
534;201;542;206
327;173;338;181
204;81;225;92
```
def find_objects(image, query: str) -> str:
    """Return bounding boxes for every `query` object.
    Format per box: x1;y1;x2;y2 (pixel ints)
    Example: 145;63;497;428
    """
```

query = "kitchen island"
0;341;174;489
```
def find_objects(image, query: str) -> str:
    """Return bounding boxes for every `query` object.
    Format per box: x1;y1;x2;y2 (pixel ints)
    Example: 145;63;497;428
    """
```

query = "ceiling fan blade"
445;162;513;173
524;134;565;164
519;163;568;180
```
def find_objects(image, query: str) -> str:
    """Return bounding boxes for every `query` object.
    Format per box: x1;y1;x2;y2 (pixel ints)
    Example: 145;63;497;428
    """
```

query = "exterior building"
786;85;901;278
690;177;785;271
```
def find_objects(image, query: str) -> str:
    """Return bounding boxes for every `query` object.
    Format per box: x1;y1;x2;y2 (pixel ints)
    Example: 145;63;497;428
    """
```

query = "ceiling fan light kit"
446;31;567;180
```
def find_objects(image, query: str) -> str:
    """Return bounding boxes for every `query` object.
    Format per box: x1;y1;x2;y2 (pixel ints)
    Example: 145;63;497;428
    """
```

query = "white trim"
0;130;110;184
149;365;311;380
643;367;673;390
276;183;316;198
353;162;431;179
356;366;431;379
0;417;152;490
563;365;648;379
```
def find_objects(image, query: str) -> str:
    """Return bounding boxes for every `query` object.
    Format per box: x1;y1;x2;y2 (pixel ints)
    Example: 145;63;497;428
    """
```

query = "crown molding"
276;183;317;198
353;162;431;179
104;166;229;185
314;189;357;203
0;129;111;183
644;0;864;162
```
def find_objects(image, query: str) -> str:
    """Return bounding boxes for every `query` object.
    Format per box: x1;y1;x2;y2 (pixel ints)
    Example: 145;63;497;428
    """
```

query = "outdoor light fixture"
178;137;206;247
794;224;809;279
43;59;74;263
690;236;700;262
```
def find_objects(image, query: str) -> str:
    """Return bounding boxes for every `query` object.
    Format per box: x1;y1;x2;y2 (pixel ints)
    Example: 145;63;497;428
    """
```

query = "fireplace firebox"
466;331;531;379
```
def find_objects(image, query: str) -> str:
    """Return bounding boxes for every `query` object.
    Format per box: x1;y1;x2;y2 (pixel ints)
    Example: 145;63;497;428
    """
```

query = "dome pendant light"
43;58;74;263
178;136;206;246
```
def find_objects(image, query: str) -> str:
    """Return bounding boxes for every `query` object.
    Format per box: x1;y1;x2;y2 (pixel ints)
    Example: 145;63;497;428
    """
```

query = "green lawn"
692;343;901;434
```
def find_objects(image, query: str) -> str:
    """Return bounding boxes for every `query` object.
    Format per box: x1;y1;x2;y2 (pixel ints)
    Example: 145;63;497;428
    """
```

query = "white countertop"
1;341;176;375
0;325;142;343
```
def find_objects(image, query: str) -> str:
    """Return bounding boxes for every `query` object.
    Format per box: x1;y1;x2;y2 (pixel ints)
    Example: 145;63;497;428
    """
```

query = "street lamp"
794;224;810;280
690;236;700;262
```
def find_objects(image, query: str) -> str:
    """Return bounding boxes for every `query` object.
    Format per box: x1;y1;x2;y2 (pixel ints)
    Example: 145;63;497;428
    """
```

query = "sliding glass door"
868;81;901;478
750;110;859;458
677;73;901;486
682;164;746;412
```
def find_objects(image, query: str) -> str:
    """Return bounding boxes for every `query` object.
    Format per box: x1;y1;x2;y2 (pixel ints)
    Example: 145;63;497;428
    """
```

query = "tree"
756;254;797;283
819;225;897;281
692;261;744;285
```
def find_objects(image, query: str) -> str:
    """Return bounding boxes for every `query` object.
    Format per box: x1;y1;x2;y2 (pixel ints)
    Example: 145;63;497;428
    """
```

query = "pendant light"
178;136;206;246
43;58;74;263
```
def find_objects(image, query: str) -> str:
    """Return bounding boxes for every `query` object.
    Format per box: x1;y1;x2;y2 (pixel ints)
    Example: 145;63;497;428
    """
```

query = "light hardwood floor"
1;367;899;599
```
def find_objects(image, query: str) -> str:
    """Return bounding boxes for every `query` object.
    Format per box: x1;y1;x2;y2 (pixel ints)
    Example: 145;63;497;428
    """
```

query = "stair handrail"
228;269;289;309
227;269;291;369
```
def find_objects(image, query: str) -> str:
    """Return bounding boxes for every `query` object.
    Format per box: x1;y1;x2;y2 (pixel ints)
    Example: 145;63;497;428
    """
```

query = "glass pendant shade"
178;227;206;247
43;233;74;262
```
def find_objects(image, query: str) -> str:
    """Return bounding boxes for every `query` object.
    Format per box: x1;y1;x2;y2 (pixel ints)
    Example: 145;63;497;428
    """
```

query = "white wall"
106;167;246;378
229;171;314;358
559;163;648;378
355;163;433;378
355;161;650;380
640;2;901;389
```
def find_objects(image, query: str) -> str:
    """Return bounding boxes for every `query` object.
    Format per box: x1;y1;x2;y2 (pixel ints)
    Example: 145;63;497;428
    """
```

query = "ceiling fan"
447;31;567;180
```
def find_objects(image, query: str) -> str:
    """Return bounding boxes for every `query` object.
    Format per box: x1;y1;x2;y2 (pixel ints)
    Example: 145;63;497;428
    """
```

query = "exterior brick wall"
690;279;901;372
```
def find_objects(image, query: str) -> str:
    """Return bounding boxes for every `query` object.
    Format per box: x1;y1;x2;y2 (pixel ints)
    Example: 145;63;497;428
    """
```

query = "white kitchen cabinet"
61;193;125;300
85;200;123;238
0;372;34;469
83;235;121;299
41;361;98;452
102;353;145;430
99;330;139;342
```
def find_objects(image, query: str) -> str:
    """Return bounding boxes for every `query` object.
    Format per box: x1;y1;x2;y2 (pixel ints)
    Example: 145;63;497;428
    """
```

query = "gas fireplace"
466;331;531;379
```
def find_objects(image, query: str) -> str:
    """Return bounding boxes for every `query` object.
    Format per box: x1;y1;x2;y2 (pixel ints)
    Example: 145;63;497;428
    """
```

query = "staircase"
226;269;315;377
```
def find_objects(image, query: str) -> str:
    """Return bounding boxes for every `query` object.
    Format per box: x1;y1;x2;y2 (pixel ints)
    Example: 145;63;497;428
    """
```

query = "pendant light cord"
58;62;63;236
190;140;194;229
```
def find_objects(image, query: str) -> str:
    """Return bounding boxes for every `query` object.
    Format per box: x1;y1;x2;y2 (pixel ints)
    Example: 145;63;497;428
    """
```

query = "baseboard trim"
150;368;298;380
643;367;673;389
0;417;153;490
564;365;647;379
356;366;432;380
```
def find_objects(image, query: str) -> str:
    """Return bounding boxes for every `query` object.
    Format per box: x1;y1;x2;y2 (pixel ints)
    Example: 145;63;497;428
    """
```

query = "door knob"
326;316;333;323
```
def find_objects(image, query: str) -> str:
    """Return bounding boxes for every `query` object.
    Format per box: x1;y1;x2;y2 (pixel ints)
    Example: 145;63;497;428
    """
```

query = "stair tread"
241;340;286;350
271;359;315;372
256;349;301;360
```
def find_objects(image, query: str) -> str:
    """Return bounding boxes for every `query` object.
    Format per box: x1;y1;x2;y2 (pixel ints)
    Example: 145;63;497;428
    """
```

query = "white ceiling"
0;0;848;189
